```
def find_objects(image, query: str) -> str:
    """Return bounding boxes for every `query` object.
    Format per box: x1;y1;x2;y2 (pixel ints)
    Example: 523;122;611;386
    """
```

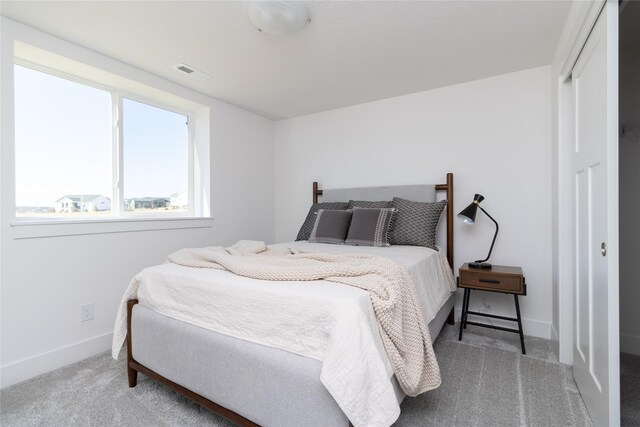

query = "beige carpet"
1;324;593;426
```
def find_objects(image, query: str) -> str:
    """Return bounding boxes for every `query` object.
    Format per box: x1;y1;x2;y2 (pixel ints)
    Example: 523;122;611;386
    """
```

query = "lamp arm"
474;205;499;264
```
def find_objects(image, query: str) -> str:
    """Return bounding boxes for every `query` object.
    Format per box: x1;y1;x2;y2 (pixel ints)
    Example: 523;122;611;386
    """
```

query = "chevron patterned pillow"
389;198;447;249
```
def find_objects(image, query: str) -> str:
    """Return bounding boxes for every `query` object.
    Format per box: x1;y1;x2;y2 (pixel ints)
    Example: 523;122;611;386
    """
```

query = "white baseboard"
1;331;113;389
454;307;552;339
550;323;559;341
621;333;640;356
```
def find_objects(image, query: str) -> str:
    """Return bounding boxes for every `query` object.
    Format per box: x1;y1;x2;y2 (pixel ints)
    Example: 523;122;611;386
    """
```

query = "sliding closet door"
571;1;619;425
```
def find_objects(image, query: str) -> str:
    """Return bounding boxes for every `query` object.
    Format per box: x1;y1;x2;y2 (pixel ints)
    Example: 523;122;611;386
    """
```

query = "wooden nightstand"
457;264;527;354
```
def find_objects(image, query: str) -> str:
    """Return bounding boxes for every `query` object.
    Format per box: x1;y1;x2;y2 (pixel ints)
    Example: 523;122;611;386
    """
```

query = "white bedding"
279;242;456;326
113;242;454;427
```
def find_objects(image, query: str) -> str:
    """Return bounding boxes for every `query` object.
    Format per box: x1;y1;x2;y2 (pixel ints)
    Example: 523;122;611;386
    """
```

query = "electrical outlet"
81;303;94;322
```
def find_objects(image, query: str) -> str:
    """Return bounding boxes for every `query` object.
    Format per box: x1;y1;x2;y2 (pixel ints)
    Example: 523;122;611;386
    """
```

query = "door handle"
601;242;607;257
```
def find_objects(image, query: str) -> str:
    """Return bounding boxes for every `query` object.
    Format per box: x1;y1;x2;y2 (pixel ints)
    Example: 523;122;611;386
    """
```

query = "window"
14;65;112;217
123;99;189;214
14;64;194;220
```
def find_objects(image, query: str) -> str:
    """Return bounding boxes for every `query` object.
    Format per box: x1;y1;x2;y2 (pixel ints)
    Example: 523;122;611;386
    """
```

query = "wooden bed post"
312;181;323;204
127;299;139;387
445;172;454;269
445;173;454;324
435;173;455;325
435;172;454;269
445;173;455;325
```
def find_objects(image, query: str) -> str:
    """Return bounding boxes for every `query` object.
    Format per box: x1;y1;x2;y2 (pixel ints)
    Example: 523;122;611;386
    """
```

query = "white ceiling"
1;1;571;120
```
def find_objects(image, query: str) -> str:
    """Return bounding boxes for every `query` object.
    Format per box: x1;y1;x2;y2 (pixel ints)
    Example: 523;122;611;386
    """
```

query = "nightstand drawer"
459;273;523;293
458;264;525;294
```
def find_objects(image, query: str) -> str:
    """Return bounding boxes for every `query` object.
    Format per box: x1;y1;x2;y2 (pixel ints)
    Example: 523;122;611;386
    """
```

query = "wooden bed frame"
126;172;455;427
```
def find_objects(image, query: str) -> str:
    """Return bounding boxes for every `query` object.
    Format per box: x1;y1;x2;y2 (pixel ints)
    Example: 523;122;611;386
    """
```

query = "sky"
14;65;188;208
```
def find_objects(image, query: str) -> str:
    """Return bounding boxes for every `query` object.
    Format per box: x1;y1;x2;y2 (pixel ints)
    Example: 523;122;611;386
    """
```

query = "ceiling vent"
173;63;210;80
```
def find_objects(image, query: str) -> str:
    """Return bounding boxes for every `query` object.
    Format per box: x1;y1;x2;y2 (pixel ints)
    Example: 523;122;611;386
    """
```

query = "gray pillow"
390;198;447;249
345;208;396;247
347;200;392;209
296;202;349;241
308;209;353;244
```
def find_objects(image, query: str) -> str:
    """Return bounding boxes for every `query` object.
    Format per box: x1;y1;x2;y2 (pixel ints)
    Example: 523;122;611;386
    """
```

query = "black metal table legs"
458;289;526;354
514;294;526;354
458;288;470;340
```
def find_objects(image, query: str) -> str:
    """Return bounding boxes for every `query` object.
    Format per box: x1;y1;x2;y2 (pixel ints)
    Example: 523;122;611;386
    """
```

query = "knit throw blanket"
167;241;441;396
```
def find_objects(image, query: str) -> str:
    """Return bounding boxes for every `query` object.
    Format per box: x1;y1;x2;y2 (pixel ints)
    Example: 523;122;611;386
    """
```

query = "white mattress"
114;242;455;427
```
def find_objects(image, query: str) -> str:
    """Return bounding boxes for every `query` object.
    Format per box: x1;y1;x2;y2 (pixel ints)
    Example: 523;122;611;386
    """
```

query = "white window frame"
15;60;195;219
116;93;195;218
10;53;212;239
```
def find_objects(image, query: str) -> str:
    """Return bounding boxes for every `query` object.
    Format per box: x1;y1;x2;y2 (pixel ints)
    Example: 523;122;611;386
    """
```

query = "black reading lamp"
457;194;499;270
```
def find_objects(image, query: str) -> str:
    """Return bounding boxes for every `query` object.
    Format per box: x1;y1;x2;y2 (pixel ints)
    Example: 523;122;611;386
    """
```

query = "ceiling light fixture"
248;1;311;36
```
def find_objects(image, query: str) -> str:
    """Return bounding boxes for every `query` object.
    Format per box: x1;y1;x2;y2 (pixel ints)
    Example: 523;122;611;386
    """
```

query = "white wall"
274;66;553;339
0;19;274;387
619;18;640;356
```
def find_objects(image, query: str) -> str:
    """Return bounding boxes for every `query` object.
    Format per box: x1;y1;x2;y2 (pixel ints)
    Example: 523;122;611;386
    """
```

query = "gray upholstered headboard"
312;173;454;268
319;185;436;203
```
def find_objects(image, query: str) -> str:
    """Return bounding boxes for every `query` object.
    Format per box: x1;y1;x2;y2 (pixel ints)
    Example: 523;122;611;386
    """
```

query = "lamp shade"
457;194;485;224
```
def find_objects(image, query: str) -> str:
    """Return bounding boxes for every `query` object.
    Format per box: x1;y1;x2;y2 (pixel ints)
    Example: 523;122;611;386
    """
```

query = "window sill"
11;216;214;239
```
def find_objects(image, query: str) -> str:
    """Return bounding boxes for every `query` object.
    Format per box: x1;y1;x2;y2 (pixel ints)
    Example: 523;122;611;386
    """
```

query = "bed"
117;173;455;427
